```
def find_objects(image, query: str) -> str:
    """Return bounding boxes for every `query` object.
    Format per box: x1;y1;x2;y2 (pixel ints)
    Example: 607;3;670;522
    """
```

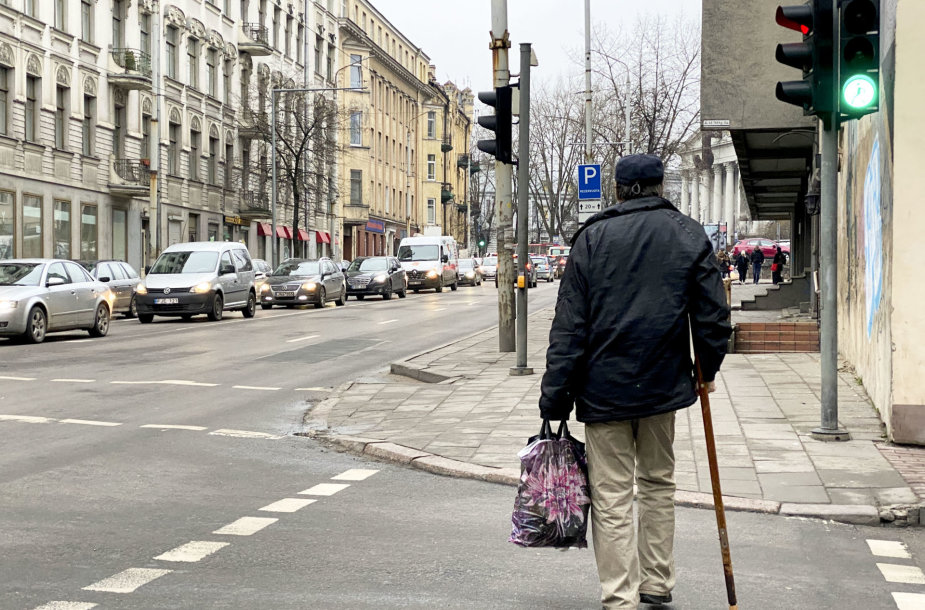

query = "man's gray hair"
617;182;663;201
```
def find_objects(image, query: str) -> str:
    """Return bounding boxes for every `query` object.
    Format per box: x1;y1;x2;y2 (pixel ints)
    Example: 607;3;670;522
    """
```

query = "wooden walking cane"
695;356;738;610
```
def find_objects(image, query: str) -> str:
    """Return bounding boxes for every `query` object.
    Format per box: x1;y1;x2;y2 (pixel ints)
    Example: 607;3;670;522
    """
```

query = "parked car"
261;257;346;309
134;241;257;323
532;255;554;283
554;255;569;279
252;258;273;297
732;237;789;260
78;260;142;318
457;258;483;286
0;259;113;343
397;235;459;293
495;254;537;288
481;256;498;282
345;256;407;300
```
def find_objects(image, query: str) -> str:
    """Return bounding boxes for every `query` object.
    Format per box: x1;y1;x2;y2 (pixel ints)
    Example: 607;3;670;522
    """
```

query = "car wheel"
126;296;137;318
261;303;273;310
398;286;407;298
383;284;393;300
314;286;326;309
413;288;420;293
207;293;224;321
242;291;256;318
435;278;444;293
88;303;110;337
23;306;46;344
335;286;346;307
138;313;154;324
355;295;365;300
450;280;458;291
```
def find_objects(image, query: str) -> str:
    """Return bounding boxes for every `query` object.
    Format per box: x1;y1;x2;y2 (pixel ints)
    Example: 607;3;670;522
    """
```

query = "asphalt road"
1;281;924;609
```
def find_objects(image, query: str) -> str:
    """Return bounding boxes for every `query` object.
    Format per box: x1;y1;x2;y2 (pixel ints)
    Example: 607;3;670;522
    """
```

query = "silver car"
0;259;114;343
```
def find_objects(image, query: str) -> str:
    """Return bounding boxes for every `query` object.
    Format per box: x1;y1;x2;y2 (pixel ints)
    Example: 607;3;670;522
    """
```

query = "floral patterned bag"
509;420;591;548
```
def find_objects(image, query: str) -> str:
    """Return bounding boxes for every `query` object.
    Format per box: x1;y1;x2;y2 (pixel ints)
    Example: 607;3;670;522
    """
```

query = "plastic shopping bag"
509;420;591;548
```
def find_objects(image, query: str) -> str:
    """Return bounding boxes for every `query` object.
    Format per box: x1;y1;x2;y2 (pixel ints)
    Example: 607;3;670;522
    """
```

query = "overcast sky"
371;0;700;95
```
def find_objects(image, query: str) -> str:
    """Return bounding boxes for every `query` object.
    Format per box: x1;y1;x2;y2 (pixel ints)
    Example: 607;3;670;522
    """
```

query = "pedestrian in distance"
735;251;750;284
749;246;765;284
539;154;731;610
716;249;731;279
772;246;786;285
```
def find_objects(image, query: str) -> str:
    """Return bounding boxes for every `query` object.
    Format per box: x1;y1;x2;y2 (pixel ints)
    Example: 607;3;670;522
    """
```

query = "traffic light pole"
511;43;533;376
490;0;515;352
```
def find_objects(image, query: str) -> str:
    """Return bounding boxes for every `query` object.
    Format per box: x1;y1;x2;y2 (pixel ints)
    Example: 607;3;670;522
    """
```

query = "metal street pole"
512;43;533;376
491;0;515;352
584;0;593;165
271;88;279;268
151;1;162;261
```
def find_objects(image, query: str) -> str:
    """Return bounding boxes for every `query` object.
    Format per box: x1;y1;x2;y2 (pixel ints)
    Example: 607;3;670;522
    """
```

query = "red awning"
296;229;310;241
257;222;272;237
276;226;293;239
316;231;331;244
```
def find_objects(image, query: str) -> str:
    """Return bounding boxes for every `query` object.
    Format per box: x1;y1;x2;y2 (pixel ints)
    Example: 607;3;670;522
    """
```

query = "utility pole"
583;0;593;165
490;0;515;352
511;43;533;376
150;1;162;262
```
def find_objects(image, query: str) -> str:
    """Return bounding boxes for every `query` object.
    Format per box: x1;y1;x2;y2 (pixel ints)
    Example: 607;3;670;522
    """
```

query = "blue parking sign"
578;164;602;200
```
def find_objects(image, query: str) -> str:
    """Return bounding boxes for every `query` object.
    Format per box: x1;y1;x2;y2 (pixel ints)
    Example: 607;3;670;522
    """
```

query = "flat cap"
614;154;664;186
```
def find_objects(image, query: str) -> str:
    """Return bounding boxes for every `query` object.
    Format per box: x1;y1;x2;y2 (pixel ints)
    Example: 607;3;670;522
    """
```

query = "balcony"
108;49;152;91
441;137;453;153
238;191;270;219
238;110;270;140
456;153;470;168
343;202;370;226
109;159;150;197
441;183;454;204
239;23;272;56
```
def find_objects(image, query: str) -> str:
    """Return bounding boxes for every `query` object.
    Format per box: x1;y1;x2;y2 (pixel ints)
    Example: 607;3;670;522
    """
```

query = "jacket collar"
571;197;677;245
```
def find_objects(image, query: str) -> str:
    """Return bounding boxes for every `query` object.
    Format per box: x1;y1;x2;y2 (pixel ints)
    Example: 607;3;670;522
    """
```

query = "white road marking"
59;419;121;427
378;319;398;325
867;539;912;559
209;429;283;440
299;483;350;496
33;603;98;610
0;375;36;381
110;380;219;387
140;424;208;431
154;540;229;562
432;308;447;312
51;379;95;383
0;414;55;424
110;380;155;385
213;516;278;536
286;334;320;343
259;498;317;513
69;339;92;343
893;592;925;610
295;386;333;392
232;385;281;391
83;567;172;593
877;563;925;584
331;469;379;481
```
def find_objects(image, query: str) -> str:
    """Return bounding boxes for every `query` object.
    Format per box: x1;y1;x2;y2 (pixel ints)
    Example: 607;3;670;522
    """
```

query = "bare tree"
468;124;498;254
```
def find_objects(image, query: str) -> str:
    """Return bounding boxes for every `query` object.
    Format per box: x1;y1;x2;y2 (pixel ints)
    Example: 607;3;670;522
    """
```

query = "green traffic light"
842;74;877;110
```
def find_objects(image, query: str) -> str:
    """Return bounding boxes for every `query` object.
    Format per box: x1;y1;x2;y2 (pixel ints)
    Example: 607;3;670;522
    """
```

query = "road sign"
578;199;602;224
578;164;602;200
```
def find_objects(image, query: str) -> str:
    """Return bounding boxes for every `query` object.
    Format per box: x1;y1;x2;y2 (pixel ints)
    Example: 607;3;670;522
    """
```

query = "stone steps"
735;321;819;353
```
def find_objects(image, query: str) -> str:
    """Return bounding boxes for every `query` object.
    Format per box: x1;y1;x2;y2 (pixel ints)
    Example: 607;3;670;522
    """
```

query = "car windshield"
150;251;218;274
273;261;320;276
349;258;388;272
459;260;474;269
0;262;44;286
483;257;498;266
398;245;439;262
531;257;546;264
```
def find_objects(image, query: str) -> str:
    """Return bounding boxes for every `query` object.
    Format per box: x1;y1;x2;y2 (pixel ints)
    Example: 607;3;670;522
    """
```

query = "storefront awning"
276;226;293;239
296;229;310;241
257;222;272;236
316;231;331;244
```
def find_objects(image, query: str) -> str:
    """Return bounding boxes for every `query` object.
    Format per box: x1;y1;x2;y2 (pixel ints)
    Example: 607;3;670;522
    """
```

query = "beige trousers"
585;411;676;609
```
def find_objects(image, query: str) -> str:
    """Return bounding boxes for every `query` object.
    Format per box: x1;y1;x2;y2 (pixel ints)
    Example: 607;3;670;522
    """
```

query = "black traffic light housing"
775;1;835;126
477;85;513;164
838;0;880;119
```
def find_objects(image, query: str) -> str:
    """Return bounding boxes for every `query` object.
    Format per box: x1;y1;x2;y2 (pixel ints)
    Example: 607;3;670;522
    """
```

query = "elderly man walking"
540;155;731;609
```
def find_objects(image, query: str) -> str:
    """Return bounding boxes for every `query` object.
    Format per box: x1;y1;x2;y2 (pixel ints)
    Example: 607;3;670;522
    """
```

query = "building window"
350;54;362;88
314;37;322;74
224;60;233;104
190;127;201;181
25;76;39;143
427;154;436;181
0;191;13;259
80;204;97;260
141;112;152;160
224;142;234;188
225;0;232;15
273;7;281;48
166;27;178;79
53;200;71;259
427;111;436;139
25;0;37;18
350;169;362;205
326;45;334;82
189;213;200;241
0;67;9;137
297;25;303;63
55;86;68;150
112;209;127;262
427;198;436;225
140;12;151;55
23;195;42;258
285;16;292;56
55;0;65;30
208;135;219;185
81;0;93;42
113;101;126;158
188;38;199;89
350;112;362;146
168;121;180;174
112;0;124;48
206;48;218;97
82;95;95;156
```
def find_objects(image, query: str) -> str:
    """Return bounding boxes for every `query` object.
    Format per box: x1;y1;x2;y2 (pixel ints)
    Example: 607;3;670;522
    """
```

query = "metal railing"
113;159;150;184
111;49;152;76
241;23;269;45
242;191;270;212
457;153;470;167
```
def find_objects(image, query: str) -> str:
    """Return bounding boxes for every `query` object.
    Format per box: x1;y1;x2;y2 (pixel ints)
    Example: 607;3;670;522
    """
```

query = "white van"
397;235;458;292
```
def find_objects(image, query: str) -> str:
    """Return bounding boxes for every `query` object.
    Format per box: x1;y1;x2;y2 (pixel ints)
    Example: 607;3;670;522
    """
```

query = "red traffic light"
776;5;813;35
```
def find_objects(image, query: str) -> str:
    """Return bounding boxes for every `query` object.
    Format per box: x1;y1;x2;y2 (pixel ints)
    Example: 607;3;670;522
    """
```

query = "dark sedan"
345;256;407;300
260;258;346;309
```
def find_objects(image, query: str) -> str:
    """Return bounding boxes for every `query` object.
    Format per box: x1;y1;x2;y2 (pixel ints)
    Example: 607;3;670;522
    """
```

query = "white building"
677;130;747;240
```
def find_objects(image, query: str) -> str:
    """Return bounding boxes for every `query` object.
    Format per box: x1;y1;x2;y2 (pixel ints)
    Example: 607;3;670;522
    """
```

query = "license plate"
275;291;295;297
155;298;179;304
408;280;422;286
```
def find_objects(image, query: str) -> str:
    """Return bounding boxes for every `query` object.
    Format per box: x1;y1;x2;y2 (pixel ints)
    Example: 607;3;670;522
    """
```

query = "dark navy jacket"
539;197;731;423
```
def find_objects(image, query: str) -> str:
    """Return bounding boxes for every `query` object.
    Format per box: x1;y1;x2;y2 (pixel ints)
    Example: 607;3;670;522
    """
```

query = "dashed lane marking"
109;380;219;387
893;592;925;610
213;516;278;536
378;319;398;325
0;414;54;424
299;483;350;496
332;469;379;481
51;379;95;383
33;603;98;610
294;386;333;392
209;429;283;440
154;540;229;563
0;375;36;381
140;424;208;431
432;308;447;312
867;539;912;559
877;563;925;585
58;419;121;427
232;385;281;391
259;498;317;513
83;567;172;593
286;334;320;343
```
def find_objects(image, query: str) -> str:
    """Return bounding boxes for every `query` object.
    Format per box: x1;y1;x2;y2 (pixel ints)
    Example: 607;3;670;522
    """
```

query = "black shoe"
640;592;672;605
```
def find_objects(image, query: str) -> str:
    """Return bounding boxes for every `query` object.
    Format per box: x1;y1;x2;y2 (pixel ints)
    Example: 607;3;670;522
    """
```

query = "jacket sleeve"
689;238;732;382
539;232;591;420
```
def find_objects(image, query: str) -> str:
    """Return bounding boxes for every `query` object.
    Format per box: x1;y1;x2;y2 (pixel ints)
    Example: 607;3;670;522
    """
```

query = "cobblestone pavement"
306;309;925;524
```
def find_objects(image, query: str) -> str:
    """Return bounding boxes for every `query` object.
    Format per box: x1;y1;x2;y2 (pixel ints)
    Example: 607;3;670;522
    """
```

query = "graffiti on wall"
863;140;883;337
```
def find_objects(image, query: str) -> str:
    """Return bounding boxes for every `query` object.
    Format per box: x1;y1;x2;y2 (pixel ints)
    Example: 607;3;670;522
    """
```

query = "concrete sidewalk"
304;309;925;526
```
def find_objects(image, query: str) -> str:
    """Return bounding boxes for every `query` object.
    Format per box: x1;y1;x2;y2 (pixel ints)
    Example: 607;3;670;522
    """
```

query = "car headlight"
260;283;271;292
135;284;148;295
302;282;317;291
191;281;213;294
0;300;18;311
427;270;439;279
465;271;475;278
373;274;387;283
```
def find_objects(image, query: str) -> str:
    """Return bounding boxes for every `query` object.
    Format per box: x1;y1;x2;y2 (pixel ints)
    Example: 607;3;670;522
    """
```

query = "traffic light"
775;1;834;124
838;0;879;119
478;238;486;249
476;86;513;164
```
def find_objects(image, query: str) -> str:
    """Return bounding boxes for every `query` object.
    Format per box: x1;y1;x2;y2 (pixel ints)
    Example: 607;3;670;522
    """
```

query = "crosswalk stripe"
259;498;317;513
331;469;379;481
154;540;229;562
83;567;172;593
299;483;350;496
213;516;278;536
892;592;925;610
867;539;912;559
33;603;98;610
877;563;925;584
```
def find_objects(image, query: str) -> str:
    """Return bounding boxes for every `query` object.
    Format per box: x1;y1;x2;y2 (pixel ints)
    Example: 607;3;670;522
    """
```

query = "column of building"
680;171;691;216
690;170;701;223
723;162;737;234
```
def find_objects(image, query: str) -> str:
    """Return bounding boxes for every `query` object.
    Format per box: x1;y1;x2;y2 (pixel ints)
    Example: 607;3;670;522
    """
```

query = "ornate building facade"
677;130;747;241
